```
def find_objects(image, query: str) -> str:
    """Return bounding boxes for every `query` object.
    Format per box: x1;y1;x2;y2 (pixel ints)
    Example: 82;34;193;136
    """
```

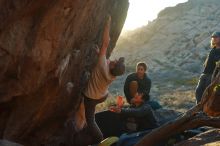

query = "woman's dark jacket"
124;73;151;104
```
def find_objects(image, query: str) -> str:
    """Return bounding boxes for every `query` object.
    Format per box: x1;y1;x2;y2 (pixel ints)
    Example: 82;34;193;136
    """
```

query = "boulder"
0;0;128;145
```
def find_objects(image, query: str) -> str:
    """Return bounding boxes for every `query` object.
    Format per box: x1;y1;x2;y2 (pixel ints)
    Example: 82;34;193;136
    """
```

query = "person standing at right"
195;31;220;103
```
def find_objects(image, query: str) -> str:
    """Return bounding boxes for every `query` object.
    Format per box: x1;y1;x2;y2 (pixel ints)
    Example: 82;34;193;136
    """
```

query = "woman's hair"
136;62;147;71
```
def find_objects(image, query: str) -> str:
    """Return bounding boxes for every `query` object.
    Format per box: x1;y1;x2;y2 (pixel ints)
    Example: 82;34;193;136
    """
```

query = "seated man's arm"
121;104;153;117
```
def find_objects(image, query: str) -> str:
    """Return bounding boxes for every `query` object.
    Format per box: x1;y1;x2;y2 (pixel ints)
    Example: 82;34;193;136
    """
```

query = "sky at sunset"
123;0;188;31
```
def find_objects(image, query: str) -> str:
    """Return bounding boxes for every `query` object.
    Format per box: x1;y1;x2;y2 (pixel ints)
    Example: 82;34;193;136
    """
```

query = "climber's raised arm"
100;16;111;56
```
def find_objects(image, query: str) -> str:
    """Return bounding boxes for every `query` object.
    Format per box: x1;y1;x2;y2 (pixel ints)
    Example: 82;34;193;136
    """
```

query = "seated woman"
124;62;161;110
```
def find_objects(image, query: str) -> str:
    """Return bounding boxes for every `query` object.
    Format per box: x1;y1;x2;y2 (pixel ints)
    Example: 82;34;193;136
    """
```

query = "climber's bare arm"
100;16;111;56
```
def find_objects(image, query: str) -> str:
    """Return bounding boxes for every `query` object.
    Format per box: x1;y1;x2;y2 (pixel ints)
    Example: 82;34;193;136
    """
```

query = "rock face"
0;0;128;145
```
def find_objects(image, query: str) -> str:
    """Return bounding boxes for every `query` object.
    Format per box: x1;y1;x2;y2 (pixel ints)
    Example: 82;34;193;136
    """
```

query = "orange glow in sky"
123;0;188;31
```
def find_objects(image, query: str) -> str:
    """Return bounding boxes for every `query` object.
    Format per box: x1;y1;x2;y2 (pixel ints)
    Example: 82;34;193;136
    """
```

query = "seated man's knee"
129;81;138;98
130;81;138;87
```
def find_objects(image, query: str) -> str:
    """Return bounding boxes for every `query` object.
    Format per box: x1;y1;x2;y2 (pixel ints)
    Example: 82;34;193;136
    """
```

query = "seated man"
109;93;159;133
124;62;161;110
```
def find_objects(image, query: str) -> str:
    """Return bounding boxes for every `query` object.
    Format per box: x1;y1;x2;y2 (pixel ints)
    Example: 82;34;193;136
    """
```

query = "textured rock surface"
0;0;128;145
175;129;220;146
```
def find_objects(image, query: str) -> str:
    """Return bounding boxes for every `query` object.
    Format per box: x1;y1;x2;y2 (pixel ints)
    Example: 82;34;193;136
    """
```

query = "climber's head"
109;57;125;76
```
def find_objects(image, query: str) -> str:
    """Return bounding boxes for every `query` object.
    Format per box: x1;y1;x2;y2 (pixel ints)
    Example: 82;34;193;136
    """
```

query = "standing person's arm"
99;16;111;57
203;49;215;73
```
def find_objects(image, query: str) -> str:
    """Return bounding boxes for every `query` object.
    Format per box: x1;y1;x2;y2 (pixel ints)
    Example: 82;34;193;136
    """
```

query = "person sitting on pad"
124;62;161;110
109;93;159;133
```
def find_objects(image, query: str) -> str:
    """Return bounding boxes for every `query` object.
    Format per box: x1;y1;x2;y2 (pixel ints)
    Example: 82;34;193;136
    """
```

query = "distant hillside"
109;0;220;110
114;0;220;74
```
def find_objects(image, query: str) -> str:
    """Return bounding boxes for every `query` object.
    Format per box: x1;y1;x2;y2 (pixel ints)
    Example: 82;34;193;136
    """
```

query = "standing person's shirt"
84;56;116;99
124;73;151;103
203;48;220;74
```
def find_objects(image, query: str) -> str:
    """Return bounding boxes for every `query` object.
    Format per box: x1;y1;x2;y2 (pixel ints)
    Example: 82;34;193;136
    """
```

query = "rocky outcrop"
110;0;220;105
0;0;128;145
113;0;220;83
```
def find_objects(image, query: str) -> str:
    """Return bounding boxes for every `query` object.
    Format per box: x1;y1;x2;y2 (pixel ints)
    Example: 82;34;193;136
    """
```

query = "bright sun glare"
123;0;188;31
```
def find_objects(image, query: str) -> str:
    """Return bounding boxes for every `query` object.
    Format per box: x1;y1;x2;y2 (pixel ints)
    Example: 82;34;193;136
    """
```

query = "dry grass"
159;89;196;113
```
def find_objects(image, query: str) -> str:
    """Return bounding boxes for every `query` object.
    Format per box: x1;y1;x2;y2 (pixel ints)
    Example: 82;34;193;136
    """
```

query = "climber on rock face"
79;16;125;146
